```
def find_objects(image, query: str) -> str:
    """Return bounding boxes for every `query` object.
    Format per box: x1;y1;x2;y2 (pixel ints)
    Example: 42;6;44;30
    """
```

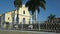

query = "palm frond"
37;7;40;13
25;0;46;14
48;14;56;20
40;0;46;4
40;1;46;10
14;0;22;7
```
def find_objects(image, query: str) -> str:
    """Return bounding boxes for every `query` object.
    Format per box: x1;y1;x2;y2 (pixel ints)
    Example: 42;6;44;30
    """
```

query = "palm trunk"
34;10;37;24
11;11;15;28
31;16;32;24
17;8;19;24
14;11;16;24
36;10;37;23
16;7;19;28
14;10;15;24
34;10;37;29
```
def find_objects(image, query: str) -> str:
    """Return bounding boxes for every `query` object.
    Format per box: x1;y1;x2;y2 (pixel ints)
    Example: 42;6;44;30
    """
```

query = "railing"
0;21;41;31
0;21;60;33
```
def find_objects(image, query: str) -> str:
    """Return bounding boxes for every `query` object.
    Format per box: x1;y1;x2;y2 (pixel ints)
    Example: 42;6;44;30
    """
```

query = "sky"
0;0;60;22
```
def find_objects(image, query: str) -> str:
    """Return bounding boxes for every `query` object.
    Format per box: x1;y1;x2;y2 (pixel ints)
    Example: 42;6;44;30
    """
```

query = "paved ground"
0;31;34;34
0;30;60;34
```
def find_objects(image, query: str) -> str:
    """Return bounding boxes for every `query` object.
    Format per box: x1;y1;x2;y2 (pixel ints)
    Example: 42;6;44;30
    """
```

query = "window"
23;11;25;14
8;17;10;20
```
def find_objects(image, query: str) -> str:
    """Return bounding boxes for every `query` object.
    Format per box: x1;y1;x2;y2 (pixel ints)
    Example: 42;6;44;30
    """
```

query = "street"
0;30;60;34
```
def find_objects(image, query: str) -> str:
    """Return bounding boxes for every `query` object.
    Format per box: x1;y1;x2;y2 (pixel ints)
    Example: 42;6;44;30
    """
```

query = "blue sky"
0;0;60;21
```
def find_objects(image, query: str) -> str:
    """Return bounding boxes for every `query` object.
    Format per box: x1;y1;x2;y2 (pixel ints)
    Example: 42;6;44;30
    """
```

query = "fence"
0;21;41;31
1;21;60;32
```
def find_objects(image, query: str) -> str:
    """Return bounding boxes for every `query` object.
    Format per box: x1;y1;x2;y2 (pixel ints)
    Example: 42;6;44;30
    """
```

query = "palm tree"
48;14;56;23
11;10;15;28
14;0;22;24
25;0;46;23
25;0;46;29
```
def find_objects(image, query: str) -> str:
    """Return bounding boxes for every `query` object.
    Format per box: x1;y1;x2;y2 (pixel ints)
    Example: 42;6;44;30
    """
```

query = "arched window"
23;11;25;14
8;17;10;20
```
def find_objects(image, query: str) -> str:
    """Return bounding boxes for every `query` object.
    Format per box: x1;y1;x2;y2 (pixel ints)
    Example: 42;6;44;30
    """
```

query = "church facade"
0;5;31;29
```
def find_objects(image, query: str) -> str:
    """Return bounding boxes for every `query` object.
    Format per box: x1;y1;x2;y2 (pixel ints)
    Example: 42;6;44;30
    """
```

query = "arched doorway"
23;18;25;24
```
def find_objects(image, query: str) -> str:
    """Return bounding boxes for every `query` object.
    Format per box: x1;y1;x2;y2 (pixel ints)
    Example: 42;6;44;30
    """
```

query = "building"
48;18;60;23
40;18;60;32
0;5;31;29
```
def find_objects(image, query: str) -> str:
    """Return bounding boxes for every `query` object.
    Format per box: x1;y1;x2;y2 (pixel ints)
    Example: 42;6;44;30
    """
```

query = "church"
0;5;32;29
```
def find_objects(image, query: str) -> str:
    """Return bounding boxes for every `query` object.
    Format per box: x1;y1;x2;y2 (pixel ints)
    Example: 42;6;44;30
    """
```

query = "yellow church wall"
19;15;30;24
18;5;30;16
5;11;12;23
4;5;31;24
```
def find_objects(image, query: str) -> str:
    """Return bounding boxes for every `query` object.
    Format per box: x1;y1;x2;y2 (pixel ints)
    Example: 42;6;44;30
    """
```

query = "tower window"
23;11;25;14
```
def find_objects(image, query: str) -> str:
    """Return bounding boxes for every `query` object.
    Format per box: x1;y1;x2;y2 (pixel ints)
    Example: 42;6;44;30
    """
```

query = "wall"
4;5;31;24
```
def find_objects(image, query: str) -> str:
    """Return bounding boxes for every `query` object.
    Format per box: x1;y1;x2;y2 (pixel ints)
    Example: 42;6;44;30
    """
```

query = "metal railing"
0;21;41;31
